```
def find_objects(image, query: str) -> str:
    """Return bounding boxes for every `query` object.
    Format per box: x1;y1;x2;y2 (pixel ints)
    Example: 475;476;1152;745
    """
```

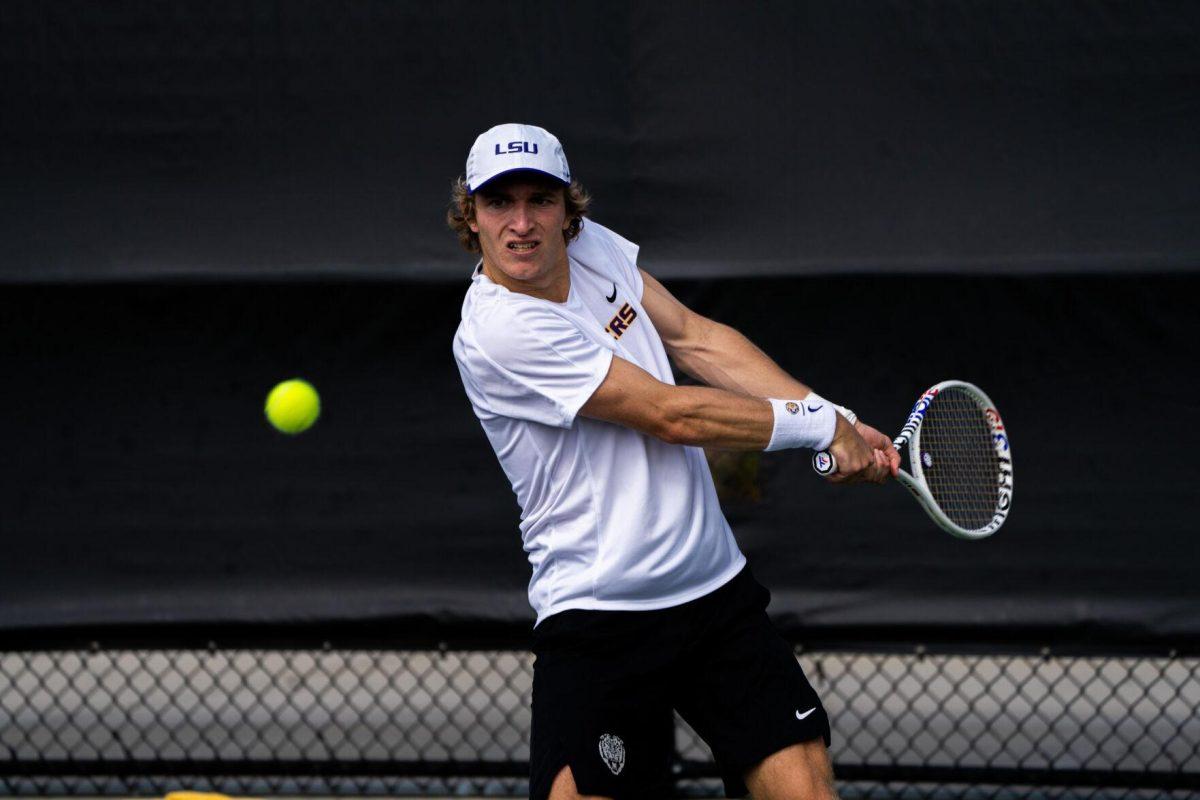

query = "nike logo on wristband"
605;283;617;303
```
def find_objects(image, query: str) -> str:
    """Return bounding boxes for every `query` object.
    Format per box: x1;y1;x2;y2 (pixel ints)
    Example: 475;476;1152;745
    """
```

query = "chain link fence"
1;643;1197;797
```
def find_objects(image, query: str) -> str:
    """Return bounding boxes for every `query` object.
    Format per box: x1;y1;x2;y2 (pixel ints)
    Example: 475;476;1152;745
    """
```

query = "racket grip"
812;450;837;477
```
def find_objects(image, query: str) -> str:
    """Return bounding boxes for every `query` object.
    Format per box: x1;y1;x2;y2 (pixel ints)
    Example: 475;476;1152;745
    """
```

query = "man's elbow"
664;314;718;360
665;318;734;378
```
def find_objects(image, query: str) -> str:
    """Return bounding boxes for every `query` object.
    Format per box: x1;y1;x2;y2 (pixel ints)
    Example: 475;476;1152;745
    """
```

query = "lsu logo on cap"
494;141;539;155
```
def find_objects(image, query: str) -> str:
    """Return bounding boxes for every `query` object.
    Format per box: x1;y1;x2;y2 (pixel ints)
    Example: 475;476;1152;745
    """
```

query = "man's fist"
825;415;893;484
852;419;901;478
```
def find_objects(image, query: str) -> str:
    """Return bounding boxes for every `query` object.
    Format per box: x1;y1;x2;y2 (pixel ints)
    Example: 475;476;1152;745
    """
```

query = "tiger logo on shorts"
598;733;625;775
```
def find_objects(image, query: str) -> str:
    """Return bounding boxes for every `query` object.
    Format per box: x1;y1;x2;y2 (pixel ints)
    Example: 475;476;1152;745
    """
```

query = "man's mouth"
507;240;539;253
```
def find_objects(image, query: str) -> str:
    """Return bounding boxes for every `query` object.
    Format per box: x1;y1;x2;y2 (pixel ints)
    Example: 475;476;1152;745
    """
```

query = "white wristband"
764;394;837;452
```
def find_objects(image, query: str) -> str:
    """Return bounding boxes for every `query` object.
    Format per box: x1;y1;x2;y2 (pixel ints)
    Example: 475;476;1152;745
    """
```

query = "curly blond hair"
446;175;592;254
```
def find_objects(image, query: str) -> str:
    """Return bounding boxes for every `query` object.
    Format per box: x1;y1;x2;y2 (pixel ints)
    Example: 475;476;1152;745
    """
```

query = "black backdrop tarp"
2;0;1199;282
2;2;1199;648
4;275;1199;647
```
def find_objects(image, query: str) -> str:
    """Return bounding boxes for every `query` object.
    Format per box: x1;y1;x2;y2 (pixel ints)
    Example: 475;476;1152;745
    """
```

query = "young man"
451;123;900;800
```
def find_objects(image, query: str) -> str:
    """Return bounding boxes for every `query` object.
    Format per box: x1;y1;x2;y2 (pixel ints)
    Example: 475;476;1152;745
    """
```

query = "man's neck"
482;256;571;303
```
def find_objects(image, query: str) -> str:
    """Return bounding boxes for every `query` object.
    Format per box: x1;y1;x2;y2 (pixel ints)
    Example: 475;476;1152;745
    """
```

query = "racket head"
897;381;1013;539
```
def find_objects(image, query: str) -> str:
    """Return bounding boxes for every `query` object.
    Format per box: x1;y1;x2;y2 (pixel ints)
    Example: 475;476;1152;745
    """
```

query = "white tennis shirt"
453;220;745;626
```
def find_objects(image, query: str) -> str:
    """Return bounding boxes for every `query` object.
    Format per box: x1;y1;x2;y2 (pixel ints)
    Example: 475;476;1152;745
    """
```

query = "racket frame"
893;380;1013;540
811;380;1013;539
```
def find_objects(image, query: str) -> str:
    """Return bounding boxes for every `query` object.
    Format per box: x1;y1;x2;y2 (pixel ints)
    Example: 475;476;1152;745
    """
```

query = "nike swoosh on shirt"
807;405;823;413
605;283;617;303
796;707;816;720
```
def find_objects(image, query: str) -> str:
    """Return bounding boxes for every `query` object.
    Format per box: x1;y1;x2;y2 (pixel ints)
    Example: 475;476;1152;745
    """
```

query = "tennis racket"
811;380;1013;539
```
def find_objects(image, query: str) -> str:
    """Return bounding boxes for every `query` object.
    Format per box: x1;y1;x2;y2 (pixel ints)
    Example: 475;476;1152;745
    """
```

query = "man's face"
469;172;571;286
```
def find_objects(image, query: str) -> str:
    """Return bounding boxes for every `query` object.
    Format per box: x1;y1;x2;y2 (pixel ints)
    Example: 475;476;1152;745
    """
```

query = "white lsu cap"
465;123;571;194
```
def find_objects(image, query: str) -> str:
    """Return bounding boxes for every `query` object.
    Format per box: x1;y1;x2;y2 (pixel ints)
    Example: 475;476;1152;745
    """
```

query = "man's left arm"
639;269;900;471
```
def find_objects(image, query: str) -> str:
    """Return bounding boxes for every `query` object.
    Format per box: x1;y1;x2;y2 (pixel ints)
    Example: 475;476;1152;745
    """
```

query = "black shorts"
529;564;830;800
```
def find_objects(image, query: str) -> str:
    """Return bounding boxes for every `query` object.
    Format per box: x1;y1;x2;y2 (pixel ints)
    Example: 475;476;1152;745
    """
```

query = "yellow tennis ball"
264;378;320;435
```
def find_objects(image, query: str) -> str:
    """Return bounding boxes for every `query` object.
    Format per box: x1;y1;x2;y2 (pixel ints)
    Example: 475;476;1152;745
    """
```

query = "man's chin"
501;249;556;274
488;259;544;285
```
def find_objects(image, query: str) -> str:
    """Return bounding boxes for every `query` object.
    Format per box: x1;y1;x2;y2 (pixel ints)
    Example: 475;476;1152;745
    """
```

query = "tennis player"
451;123;900;800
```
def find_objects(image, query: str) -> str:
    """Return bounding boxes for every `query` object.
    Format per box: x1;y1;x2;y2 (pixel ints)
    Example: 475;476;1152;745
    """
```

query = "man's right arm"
580;355;775;449
580;356;885;481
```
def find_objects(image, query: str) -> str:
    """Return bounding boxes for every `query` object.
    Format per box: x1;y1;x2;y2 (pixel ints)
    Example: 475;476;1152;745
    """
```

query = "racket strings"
918;388;1000;531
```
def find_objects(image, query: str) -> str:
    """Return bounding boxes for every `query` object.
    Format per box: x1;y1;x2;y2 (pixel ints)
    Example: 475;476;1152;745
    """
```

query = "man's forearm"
670;318;815;400
580;354;775;450
579;353;850;454
657;384;774;449
659;382;851;454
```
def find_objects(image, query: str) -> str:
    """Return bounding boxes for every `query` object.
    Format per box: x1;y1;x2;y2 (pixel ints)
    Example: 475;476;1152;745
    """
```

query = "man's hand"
853;419;901;478
826;415;893;484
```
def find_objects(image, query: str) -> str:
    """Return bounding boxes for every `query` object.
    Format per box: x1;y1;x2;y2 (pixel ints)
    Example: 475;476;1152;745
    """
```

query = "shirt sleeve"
456;304;614;429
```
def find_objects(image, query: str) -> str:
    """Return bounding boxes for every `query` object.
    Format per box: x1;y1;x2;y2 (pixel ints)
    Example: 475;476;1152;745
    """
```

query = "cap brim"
469;167;570;194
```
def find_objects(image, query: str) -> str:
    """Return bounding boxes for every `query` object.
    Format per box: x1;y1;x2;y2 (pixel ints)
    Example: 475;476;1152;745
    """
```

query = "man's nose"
509;203;534;234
